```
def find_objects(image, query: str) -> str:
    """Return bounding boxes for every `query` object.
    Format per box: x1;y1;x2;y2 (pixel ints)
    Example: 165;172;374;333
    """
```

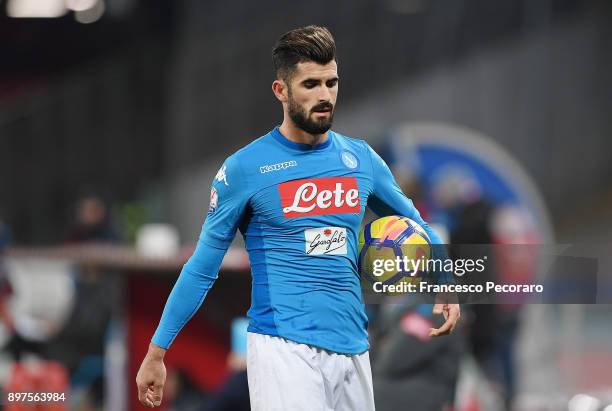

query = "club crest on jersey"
304;227;347;255
278;177;360;218
208;187;218;214
340;150;359;170
215;165;229;186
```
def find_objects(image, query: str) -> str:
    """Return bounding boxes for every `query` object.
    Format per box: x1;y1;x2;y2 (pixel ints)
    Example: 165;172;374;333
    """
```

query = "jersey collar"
271;126;333;151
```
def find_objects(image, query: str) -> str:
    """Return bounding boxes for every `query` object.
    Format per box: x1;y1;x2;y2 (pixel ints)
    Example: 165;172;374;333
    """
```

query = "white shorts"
246;332;375;411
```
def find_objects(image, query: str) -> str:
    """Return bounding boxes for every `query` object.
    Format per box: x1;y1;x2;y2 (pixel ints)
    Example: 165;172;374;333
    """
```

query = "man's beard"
288;91;334;135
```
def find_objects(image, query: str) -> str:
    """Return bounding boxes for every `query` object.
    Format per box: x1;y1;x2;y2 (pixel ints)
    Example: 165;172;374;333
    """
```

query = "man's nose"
318;86;332;102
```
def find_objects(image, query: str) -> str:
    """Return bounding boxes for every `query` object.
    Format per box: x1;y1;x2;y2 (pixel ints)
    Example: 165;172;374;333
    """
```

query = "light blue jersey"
152;126;442;355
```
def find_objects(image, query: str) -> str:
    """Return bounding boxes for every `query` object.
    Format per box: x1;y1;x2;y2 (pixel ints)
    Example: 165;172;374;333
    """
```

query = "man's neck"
279;120;328;147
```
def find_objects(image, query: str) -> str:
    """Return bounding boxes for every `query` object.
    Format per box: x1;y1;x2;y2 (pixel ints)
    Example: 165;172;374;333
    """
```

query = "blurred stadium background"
1;0;611;410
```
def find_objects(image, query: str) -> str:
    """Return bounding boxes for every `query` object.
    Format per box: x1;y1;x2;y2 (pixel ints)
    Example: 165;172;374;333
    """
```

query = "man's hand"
136;343;167;408
429;293;460;337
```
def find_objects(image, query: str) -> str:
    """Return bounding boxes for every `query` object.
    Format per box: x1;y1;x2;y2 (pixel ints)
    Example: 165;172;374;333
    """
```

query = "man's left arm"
363;142;460;337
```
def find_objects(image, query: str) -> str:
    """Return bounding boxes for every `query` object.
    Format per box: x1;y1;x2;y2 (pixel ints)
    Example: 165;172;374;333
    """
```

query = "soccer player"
136;25;460;410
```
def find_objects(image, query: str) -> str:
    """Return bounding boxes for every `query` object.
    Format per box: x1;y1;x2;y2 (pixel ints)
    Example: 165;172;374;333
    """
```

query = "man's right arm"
137;156;248;408
137;233;230;408
152;155;247;349
152;156;247;349
150;233;230;348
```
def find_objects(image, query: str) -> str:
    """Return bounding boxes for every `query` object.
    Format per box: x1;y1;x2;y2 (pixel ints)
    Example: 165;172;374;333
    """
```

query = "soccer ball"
358;215;431;292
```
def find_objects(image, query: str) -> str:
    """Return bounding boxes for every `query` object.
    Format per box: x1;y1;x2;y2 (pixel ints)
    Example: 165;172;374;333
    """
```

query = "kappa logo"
215;165;229;186
278;177;360;218
260;160;298;174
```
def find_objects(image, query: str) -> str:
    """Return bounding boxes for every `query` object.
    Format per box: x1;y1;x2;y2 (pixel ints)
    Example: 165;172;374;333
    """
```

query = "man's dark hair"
272;25;336;82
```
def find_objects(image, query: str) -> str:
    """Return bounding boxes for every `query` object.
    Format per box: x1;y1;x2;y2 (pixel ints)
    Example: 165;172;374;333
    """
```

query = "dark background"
2;0;611;244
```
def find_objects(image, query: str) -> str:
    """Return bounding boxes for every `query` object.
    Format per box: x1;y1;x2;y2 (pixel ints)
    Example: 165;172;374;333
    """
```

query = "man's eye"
304;82;317;89
326;79;338;87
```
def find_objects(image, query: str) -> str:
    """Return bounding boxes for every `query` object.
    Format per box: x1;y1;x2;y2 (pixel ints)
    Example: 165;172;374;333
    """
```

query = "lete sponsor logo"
305;227;347;255
278;177;360;218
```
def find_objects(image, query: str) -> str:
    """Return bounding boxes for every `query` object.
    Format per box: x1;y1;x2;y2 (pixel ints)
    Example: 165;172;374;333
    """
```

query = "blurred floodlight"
74;0;105;24
7;0;68;18
66;0;98;12
568;394;601;411
136;224;180;259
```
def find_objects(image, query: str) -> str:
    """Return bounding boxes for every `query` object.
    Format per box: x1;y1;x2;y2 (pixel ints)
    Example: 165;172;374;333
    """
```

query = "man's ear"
272;79;288;103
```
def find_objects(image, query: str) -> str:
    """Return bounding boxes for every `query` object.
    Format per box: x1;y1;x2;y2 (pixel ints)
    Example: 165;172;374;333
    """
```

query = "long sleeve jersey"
152;126;442;355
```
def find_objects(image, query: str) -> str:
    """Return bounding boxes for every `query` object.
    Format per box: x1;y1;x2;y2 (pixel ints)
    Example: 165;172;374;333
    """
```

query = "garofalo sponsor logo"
278;177;360;218
305;227;347;255
260;160;298;174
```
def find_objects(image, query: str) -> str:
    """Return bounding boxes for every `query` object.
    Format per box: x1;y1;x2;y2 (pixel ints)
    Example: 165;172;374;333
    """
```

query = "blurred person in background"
383;152;522;410
2;220;56;363
444;179;520;411
0;214;75;398
43;192;120;409
65;192;119;244
137;25;459;411
199;317;250;411
372;303;463;411
162;368;208;411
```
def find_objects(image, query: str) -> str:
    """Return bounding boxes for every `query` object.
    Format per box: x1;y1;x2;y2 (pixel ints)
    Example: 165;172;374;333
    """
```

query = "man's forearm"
151;238;227;349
